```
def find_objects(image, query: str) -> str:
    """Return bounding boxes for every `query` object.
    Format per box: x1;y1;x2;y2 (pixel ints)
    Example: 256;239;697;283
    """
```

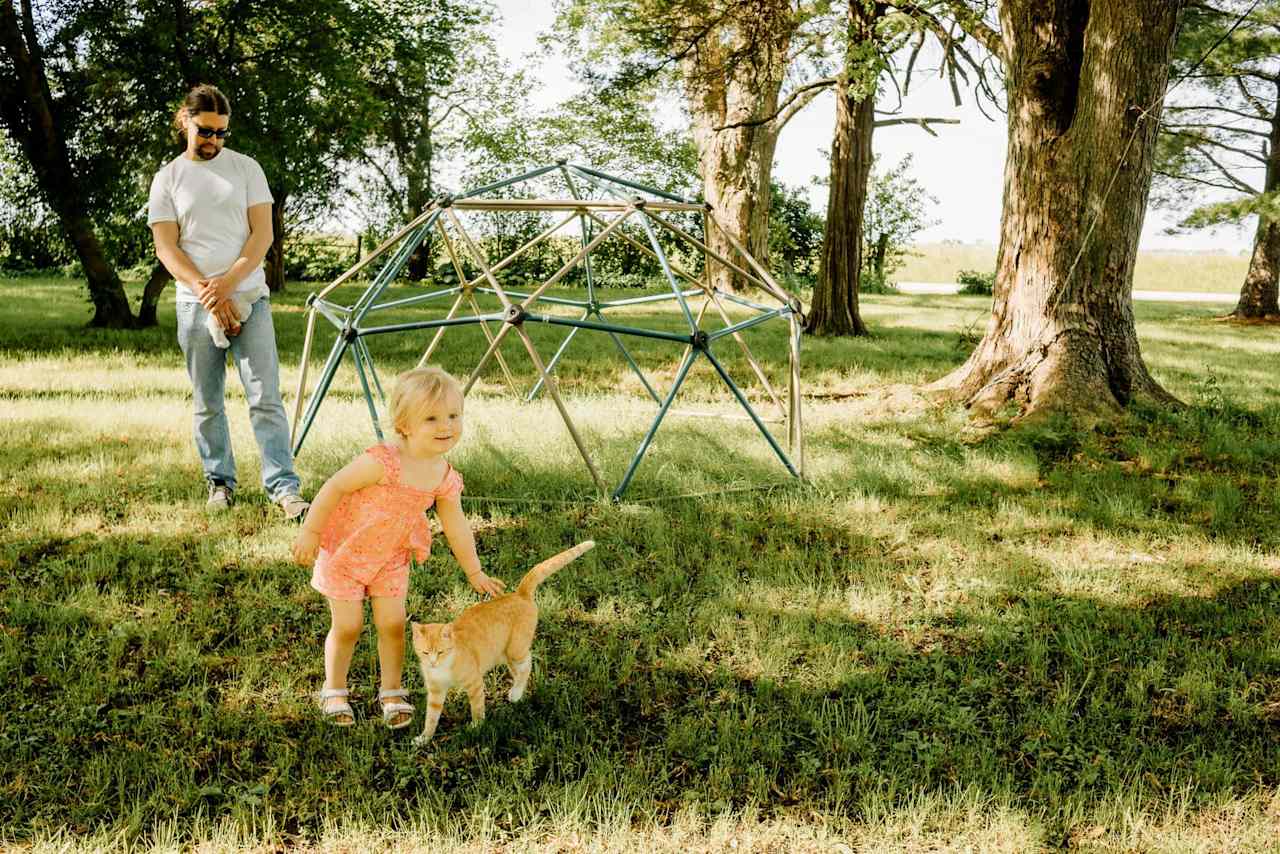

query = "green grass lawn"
2;278;1279;852
898;243;1251;295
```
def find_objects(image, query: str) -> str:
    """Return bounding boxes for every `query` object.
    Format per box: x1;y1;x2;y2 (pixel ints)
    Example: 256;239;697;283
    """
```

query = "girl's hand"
292;530;320;567
467;571;506;598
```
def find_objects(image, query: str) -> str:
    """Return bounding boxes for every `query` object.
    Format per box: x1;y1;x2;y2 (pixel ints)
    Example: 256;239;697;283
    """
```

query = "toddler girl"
292;366;505;727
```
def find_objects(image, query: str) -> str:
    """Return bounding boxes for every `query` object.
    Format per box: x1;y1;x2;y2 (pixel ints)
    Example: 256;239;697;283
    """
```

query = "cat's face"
411;621;455;667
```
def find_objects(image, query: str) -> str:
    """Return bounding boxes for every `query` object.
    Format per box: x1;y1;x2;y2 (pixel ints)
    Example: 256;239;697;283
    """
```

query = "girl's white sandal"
316;687;355;726
378;688;415;730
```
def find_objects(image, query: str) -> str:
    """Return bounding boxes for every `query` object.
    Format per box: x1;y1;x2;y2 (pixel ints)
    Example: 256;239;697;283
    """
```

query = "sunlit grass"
897;242;1250;294
2;277;1278;851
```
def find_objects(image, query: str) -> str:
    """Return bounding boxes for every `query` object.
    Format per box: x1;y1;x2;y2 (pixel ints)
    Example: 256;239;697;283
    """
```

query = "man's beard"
197;144;219;161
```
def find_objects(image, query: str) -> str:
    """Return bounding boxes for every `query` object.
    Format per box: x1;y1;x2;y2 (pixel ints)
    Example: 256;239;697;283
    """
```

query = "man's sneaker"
206;482;234;513
276;492;310;522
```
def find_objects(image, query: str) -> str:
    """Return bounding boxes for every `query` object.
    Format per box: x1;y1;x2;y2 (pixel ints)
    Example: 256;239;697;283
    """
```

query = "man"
148;83;309;520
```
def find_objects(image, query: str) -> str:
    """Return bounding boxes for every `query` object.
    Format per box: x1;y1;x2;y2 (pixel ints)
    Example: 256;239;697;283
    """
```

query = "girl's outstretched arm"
291;453;384;566
436;495;505;597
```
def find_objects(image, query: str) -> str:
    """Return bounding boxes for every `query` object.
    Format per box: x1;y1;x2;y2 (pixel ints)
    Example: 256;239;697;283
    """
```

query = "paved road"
896;282;1236;303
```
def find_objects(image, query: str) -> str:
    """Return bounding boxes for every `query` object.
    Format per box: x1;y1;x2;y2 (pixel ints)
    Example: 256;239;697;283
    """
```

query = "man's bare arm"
151;221;205;284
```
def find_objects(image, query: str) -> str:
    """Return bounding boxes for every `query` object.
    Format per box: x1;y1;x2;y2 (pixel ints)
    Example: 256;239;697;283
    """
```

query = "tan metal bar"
290;306;318;447
789;313;805;478
460;208;633;396
642;208;774;297
581;210;702;287
314;203;437;301
512;325;606;494
708;291;787;420
436;217;478;300
415;291;466;369
701;210;799;308
451;198;701;212
444;207;514;310
466;292;521;396
671;294;714;394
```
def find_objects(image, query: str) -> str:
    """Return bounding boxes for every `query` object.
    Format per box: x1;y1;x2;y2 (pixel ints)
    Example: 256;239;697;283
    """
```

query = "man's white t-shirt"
147;148;274;304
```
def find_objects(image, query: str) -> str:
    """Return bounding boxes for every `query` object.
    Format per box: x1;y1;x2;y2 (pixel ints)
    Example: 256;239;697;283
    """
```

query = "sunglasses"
194;125;230;140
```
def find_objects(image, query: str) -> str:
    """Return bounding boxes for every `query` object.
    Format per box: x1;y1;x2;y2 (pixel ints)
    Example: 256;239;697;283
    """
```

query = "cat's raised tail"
515;540;595;598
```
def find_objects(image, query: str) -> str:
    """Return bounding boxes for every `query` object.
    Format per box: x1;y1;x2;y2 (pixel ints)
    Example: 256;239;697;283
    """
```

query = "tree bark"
1229;85;1280;320
932;0;1184;420
137;263;172;328
265;193;287;292
0;0;135;328
807;77;874;335
807;1;881;337
682;2;794;294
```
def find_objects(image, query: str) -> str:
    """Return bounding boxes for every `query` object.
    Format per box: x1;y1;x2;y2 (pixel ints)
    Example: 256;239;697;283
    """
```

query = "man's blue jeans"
176;296;302;500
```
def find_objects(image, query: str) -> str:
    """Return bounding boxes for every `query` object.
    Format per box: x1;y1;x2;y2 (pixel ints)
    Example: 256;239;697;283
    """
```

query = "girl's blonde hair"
389;366;462;437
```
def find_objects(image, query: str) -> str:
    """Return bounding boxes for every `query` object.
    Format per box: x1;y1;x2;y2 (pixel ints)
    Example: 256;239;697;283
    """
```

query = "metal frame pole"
613;348;699;500
292;334;349;457
416;290;466;369
702;347;798;477
290;306;319;447
350;336;384;442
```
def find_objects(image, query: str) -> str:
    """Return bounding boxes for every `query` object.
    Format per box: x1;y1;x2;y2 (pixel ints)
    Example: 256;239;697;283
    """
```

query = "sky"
494;0;1252;254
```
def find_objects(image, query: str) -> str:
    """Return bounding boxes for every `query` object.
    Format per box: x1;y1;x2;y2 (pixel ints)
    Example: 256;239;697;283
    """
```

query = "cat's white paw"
412;733;433;748
508;685;525;702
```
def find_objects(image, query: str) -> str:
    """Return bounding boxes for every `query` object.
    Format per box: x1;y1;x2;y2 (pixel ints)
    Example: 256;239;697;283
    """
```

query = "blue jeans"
176;296;301;499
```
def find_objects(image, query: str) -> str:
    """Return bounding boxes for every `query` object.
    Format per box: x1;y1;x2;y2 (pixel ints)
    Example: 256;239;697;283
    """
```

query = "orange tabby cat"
410;540;595;746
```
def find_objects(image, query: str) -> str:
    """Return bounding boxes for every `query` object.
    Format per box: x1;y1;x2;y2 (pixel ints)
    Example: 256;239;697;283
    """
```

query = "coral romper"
310;444;464;601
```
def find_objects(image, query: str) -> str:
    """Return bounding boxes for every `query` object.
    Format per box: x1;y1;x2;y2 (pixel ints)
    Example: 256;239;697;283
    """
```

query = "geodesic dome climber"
289;161;806;500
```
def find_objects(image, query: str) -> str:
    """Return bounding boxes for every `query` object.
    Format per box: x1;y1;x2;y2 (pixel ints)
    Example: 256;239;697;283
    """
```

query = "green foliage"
1155;1;1279;229
862;154;937;280
956;269;995;295
768;182;824;282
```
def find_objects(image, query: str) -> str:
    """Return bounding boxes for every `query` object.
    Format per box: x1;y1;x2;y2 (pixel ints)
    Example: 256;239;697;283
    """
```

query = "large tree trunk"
137;263;172;328
1229;88;1280;320
401;93;434;282
682;2;793;294
265;194;287;292
807;1;881;337
932;0;1183;420
0;0;135;328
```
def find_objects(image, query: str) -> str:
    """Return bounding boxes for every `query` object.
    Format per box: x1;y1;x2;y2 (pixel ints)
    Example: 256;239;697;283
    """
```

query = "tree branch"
873;116;960;136
1195;146;1262;193
1167;129;1268;164
1155;168;1254;194
1163;120;1271;138
712;76;836;131
1166;103;1269;121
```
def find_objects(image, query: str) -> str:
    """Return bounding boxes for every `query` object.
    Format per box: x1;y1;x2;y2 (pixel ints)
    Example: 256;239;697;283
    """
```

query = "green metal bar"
600;289;703;308
356;337;386;407
604;326;662;405
525;313;585;402
362;286;461;314
455;163;562;200
312;300;349;330
612;349;699;500
559;165;598;303
356;314;506;337
521;312;691;344
475;288;588;308
707;308;786;342
701;347;798;478
312;297;352;315
352;214;438;323
350;339;384;443
568;163;693;204
292;335;348;457
715;290;775;313
569;167;697;331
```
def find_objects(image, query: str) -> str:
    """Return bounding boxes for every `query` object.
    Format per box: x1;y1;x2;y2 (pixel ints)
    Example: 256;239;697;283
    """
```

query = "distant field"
898;242;1251;294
